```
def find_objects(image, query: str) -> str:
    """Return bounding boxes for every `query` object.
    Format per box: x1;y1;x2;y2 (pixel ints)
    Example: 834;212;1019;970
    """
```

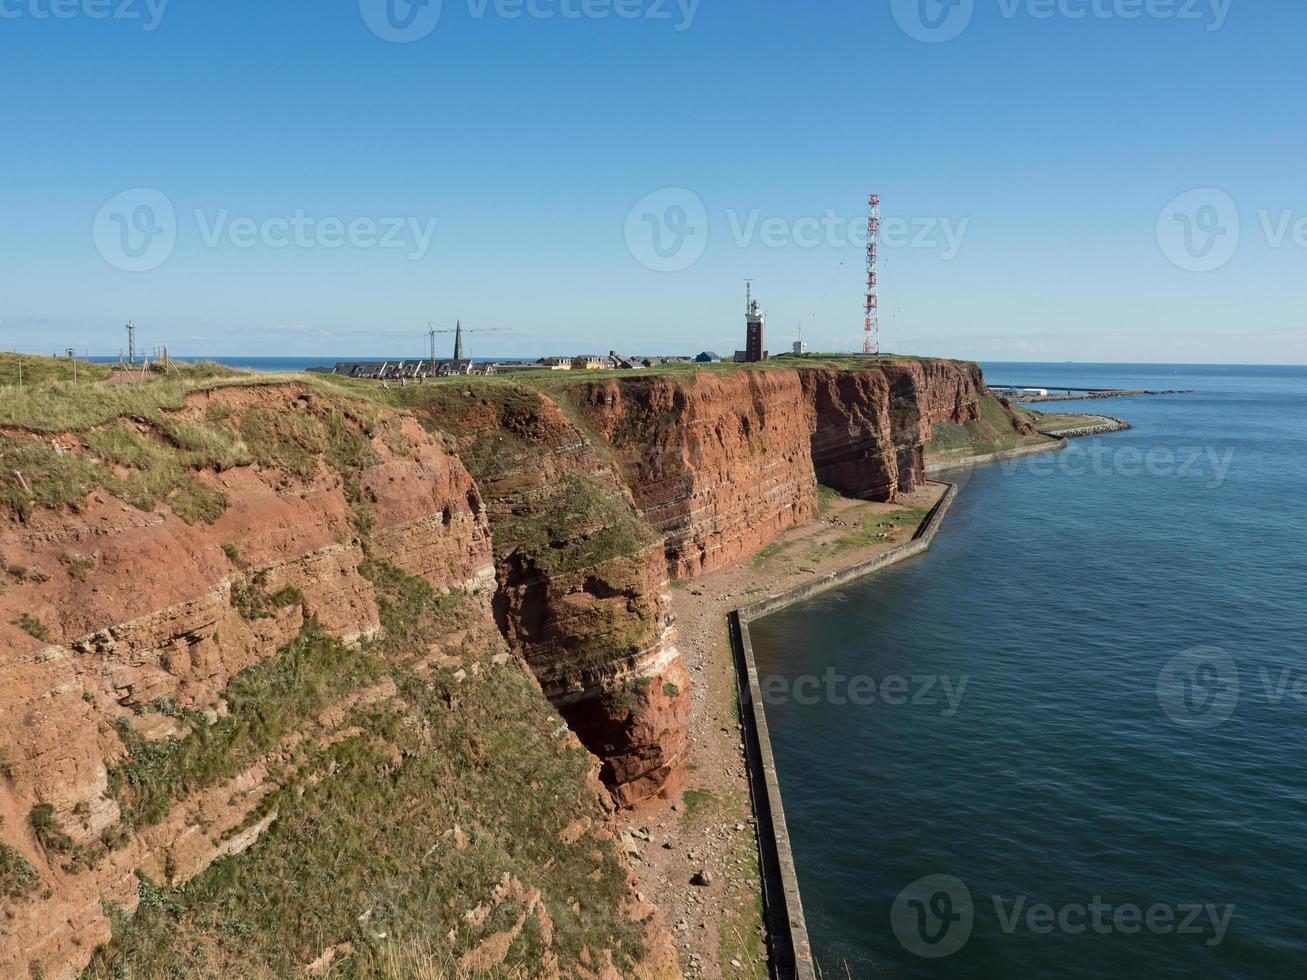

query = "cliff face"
0;358;994;977
804;359;984;503
568;359;983;578
570;371;820;580
389;386;690;810
0;384;672;979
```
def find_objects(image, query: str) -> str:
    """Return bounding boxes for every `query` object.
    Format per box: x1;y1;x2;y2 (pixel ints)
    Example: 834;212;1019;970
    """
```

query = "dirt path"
621;484;947;978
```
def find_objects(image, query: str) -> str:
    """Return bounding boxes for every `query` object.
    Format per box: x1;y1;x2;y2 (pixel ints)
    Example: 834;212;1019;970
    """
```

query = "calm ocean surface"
749;363;1307;979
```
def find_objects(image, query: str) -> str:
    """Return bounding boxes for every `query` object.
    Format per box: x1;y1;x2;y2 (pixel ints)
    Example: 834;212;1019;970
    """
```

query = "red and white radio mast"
864;194;881;355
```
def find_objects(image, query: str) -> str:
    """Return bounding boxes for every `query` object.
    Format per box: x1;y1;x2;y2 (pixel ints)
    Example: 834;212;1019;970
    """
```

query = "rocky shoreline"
1037;415;1134;439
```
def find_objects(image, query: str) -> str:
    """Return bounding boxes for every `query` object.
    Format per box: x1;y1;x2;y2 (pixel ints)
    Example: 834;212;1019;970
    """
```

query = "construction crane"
425;321;508;369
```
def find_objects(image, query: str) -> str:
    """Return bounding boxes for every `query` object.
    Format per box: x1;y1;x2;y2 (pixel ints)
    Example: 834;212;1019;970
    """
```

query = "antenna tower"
864;195;881;355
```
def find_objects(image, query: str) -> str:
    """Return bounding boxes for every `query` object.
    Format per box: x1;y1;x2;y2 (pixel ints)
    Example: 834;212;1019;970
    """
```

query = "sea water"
748;363;1307;979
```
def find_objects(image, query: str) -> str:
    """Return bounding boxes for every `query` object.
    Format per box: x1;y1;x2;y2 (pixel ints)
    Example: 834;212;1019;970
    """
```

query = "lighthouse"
743;281;768;363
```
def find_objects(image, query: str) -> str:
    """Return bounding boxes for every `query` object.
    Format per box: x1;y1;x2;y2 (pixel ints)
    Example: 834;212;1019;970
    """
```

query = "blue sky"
1;0;1303;362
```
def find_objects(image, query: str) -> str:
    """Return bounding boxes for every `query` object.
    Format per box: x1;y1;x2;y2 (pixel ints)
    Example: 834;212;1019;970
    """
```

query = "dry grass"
0;352;113;388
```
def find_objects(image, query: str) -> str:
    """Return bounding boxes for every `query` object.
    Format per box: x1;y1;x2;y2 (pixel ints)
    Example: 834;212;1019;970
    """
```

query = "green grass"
361;558;479;652
816;483;843;515
0;352;113;388
1;351;974;438
928;391;1050;458
0;363;396;525
308;351;974;412
0;426;234;527
0;435;109;522
832;505;928;553
749;541;787;569
29;804;75;855
495;472;660;577
13;613;51;642
105;620;386;830
681;788;718;819
229;574;305;621
1025;410;1110;432
86;565;645;978
239;404;377;484
0;842;37;903
0;359;247;433
58;552;96;581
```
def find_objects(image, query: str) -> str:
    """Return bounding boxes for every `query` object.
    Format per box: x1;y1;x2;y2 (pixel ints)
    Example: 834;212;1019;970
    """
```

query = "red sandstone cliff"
0;358;994;977
0;383;680;979
0;386;497;977
567;359;983;579
392;385;690;809
570;371;819;580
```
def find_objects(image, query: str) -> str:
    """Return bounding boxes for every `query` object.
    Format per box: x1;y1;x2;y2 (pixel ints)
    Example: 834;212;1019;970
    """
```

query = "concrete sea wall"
727;481;959;980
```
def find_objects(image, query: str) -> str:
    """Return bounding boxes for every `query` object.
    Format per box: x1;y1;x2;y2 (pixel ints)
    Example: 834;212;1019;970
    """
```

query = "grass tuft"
0;843;37;902
29;804;75;854
13;613;51;643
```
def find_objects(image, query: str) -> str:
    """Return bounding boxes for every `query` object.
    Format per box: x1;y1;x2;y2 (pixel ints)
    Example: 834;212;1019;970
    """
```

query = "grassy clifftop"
0;352;114;388
86;563;648;978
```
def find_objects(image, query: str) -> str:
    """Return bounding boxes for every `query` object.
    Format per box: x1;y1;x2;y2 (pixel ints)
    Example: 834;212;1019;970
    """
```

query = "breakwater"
1038;415;1133;439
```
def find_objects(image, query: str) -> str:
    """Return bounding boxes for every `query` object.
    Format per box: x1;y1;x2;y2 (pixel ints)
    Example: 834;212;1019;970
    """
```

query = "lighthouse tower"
744;281;767;363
